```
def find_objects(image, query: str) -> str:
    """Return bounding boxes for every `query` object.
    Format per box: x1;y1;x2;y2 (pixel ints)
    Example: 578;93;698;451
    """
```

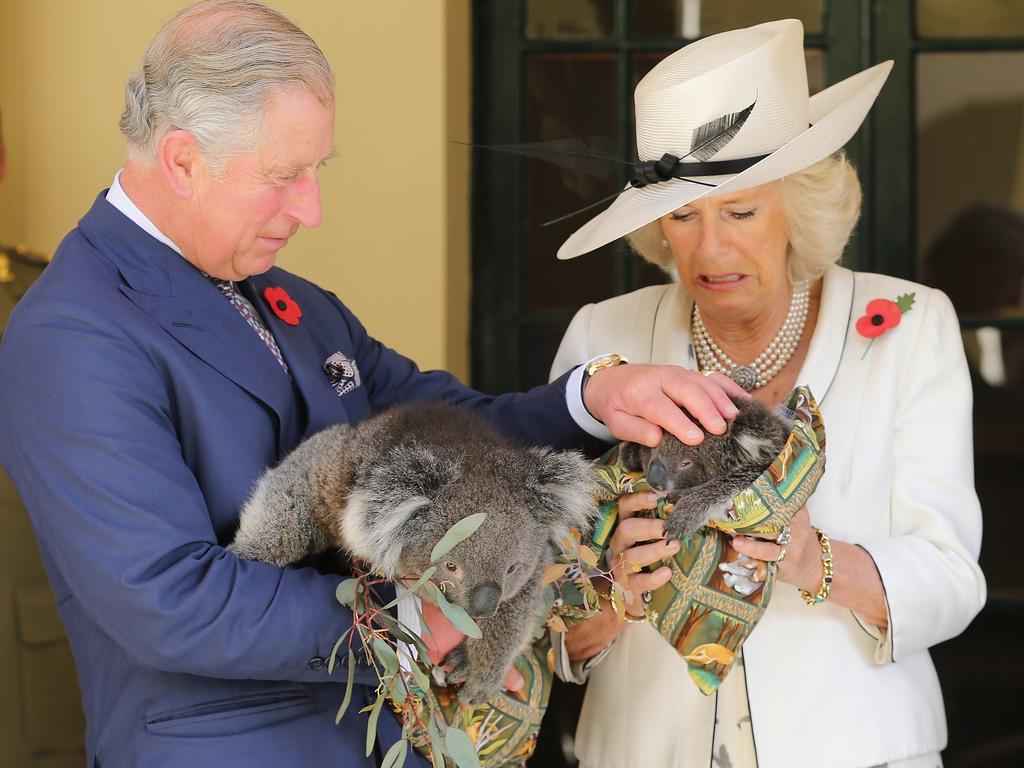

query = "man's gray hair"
119;0;334;176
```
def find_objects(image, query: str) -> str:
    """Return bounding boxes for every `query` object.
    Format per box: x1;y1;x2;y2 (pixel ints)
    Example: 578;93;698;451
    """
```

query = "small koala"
620;396;790;541
228;402;595;706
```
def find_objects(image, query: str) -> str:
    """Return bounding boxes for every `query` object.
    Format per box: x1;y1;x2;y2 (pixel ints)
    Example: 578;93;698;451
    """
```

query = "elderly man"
0;2;740;765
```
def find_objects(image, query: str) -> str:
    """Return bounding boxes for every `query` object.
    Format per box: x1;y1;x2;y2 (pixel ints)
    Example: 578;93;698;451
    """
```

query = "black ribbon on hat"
629;151;771;189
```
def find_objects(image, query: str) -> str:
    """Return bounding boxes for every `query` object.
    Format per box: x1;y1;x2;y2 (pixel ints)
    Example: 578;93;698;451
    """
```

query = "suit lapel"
242;275;349;437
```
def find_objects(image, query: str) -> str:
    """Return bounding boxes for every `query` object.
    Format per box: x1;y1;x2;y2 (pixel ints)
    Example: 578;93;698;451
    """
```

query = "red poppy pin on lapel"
857;293;915;359
263;286;302;326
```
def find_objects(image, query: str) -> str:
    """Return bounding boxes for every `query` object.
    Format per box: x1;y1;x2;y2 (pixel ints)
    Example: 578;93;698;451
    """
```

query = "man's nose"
286;174;323;229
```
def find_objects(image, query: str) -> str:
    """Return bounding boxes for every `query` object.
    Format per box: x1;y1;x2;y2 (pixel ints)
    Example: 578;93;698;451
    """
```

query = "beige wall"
0;0;470;378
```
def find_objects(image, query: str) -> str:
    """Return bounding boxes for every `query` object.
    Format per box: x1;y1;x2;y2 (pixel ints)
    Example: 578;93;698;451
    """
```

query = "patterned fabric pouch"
583;385;826;694
402;387;825;765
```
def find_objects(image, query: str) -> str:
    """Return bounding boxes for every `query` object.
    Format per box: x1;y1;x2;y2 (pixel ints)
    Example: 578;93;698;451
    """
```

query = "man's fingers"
603;410;663;448
503;666;525;692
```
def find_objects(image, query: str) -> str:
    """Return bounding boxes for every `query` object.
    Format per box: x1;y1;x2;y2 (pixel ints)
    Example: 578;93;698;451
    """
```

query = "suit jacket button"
306;656;327;671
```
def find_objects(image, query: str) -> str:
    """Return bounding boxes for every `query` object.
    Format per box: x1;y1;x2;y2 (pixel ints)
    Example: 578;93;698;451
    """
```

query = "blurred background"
1;1;1022;766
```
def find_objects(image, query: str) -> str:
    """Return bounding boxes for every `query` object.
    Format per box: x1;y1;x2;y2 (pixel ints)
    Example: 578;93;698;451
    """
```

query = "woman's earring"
661;238;669;248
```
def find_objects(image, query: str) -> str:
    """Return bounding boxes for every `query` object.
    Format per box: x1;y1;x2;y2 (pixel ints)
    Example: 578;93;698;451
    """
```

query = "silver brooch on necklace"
691;281;810;391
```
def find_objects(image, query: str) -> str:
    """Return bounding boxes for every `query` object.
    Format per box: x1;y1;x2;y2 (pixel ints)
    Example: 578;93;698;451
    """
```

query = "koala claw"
664;506;705;542
440;644;470;686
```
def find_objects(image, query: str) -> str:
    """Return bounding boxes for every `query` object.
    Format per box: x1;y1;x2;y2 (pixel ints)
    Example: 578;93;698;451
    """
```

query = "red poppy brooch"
856;293;915;359
263;286;302;326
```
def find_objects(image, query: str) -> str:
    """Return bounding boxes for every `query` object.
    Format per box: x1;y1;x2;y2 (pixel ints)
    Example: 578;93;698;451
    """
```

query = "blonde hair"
119;0;334;177
626;152;862;283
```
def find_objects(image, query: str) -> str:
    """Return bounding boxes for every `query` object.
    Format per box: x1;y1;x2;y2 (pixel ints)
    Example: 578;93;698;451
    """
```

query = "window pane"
526;0;616;40
524;53;622;312
916;51;1024;322
961;328;1024;596
633;0;822;39
917;0;1024;38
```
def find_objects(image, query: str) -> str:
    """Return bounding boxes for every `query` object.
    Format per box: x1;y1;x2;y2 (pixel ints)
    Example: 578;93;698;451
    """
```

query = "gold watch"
583;353;629;383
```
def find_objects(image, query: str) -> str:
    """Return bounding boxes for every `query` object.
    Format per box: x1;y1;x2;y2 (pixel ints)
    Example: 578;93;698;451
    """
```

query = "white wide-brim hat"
557;19;892;260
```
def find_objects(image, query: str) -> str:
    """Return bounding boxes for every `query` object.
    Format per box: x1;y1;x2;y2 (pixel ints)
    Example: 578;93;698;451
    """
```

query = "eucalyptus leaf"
382;567;437;610
372;637;400;677
445;725;482;768
365;692;386;757
381;738;409;768
424;582;481;639
408;656;432;694
328;628;351;675
430;512;487;563
335;649;356;724
336;578;359;606
428;721;446;768
387;674;407;707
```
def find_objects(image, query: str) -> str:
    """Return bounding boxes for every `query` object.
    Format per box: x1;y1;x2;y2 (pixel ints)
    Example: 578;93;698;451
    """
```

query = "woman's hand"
565;492;679;662
730;507;889;628
731;506;822;592
583;365;746;447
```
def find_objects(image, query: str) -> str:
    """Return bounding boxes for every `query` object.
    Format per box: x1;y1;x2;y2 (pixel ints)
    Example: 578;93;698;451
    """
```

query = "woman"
548;19;985;768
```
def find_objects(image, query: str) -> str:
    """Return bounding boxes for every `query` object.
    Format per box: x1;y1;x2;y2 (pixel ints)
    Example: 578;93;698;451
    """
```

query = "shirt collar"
105;170;184;256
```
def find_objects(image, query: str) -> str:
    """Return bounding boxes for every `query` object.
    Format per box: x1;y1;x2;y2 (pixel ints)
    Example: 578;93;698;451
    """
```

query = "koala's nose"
468;582;502;618
646;459;668;491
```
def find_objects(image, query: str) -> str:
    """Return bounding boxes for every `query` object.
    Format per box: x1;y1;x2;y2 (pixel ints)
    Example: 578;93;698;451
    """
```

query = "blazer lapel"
242;275;349;436
119;269;297;443
795;265;854;406
77;195;297;450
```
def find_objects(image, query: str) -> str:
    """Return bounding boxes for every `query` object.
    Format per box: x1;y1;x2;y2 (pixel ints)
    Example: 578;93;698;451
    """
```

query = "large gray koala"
228;402;595;705
620;396;790;541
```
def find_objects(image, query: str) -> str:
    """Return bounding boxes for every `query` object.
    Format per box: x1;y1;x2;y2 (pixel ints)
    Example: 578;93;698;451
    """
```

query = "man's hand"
419;599;524;692
583;364;747;446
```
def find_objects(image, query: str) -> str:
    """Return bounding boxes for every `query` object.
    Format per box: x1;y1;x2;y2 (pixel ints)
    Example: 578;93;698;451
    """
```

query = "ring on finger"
772;545;788;564
775;525;792;546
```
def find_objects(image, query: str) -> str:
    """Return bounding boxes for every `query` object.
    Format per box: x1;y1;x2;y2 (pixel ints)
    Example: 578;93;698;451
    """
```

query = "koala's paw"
459;675;502;710
664;502;707;542
440;642;466;676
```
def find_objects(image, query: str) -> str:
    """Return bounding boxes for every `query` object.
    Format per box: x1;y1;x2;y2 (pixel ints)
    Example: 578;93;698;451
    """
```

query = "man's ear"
157;129;202;198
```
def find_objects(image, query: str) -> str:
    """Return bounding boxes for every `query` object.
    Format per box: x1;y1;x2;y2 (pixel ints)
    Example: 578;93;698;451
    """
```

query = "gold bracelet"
798;527;833;605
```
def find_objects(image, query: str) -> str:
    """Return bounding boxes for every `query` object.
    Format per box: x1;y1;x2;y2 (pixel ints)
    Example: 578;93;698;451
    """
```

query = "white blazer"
550;266;986;768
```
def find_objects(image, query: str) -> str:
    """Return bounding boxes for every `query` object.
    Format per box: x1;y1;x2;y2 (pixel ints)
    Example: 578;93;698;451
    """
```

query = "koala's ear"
734;429;780;464
382;443;458;500
619;442;651;471
527;447;596;536
341;492;431;578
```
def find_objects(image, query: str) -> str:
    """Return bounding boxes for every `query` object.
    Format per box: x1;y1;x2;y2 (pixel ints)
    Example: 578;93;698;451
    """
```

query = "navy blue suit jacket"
0;194;600;767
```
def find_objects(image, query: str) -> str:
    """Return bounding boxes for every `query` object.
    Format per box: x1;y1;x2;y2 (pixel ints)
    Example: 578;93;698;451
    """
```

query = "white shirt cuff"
565;357;617;443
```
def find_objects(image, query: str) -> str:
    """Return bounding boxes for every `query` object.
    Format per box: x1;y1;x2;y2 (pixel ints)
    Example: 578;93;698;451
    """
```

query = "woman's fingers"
608;516;666;555
616;491;659;519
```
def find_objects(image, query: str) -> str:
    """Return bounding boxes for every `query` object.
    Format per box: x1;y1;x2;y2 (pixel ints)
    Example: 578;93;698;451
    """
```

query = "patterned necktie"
209;278;290;375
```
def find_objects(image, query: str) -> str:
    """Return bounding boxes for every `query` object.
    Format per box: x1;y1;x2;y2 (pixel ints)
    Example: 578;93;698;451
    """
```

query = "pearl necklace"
691;281;810;391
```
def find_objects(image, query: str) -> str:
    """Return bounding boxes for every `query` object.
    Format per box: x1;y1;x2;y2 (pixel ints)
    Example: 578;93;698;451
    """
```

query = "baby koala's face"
637;434;711;494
